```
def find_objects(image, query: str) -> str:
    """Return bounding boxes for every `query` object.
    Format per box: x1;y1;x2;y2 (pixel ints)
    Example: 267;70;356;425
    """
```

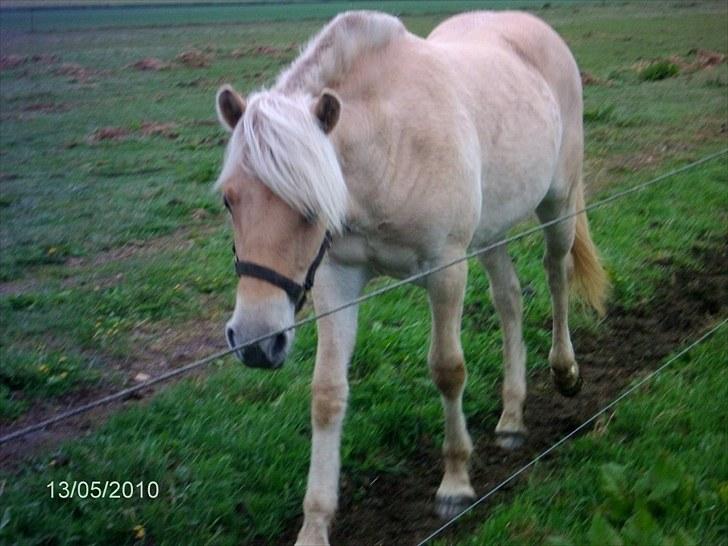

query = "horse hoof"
552;369;583;398
435;493;475;520
495;430;527;450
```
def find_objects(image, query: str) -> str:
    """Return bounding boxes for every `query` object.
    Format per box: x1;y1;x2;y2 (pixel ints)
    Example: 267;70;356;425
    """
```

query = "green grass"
451;329;728;546
639;60;680;81
0;1;726;544
1;1;541;32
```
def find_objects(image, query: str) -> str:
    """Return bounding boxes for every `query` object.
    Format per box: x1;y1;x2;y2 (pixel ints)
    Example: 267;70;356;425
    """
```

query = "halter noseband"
233;231;332;313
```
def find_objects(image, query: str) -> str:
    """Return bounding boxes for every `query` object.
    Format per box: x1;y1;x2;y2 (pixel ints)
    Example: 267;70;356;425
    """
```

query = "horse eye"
223;196;231;212
303;210;317;224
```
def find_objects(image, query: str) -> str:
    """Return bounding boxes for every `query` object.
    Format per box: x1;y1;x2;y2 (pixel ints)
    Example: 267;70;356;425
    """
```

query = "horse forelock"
216;91;348;233
276;10;405;95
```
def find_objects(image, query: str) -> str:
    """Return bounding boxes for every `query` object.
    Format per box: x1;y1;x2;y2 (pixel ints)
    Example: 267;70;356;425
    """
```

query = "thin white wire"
416;317;728;546
0;148;725;445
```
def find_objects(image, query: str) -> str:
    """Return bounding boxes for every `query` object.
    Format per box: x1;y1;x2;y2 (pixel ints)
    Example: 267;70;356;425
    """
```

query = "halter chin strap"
233;231;332;313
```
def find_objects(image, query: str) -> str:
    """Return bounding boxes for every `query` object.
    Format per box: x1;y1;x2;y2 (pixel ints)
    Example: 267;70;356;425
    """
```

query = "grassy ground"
1;1;530;32
0;0;726;544
447;329;728;546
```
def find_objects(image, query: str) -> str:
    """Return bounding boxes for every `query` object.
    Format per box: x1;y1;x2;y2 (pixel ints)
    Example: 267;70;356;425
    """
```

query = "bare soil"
268;237;727;546
85;121;181;144
176;48;213;68
129;57;169;71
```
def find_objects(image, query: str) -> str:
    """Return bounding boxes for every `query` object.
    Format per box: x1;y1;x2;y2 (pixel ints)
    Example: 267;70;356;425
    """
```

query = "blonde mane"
217;11;406;232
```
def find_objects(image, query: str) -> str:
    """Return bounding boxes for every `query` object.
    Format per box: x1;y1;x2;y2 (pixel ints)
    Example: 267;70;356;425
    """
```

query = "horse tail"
570;181;609;316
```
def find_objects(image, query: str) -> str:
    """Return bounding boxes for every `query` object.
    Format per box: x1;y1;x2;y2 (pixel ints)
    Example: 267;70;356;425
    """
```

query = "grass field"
0;0;727;544
448;330;728;546
2;1;526;32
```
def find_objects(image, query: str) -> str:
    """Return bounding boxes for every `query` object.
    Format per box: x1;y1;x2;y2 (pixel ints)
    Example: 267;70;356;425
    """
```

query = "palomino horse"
214;10;607;545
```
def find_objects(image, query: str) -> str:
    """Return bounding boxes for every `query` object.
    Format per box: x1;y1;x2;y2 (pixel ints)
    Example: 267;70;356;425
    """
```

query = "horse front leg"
295;262;367;546
426;260;475;519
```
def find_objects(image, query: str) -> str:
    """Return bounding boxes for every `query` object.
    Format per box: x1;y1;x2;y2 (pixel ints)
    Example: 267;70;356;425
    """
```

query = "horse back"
427;11;582;126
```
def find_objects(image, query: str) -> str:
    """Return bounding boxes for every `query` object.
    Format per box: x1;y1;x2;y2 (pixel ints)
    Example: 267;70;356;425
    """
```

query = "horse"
213;10;608;545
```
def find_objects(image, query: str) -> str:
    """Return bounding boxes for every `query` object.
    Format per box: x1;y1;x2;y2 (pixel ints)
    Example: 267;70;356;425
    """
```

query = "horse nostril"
226;327;236;349
272;333;287;357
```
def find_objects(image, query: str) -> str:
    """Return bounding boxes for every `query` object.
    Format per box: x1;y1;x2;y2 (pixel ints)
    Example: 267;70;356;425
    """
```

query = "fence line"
1;147;726;445
416;316;728;545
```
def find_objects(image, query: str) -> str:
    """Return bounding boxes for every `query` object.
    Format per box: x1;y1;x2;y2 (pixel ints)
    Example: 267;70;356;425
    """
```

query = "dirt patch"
140;122;179;139
22;102;69;114
0;53;58;70
176;48;212;68
129;47;238;72
605;139;697;176
30;54;60;65
65;225;216;272
129;57;169;71
0;278;42;296
86;121;179;144
0;315;225;470
580;70;610;86
229;44;297;59
86;126;131;143
668;48;726;72
633;49;726;77
53;63;96;83
261;238;727;546
0;54;27;70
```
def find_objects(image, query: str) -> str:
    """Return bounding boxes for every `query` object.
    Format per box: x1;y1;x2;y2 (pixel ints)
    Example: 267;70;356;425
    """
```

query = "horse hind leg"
536;197;582;397
426;260;475;519
478;245;528;450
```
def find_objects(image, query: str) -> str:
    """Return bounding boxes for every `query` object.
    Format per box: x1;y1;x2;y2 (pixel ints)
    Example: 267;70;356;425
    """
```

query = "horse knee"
303;491;337;520
311;382;348;428
430;355;466;399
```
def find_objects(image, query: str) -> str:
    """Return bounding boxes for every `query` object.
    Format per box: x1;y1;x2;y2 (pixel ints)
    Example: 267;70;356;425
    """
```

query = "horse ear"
216;85;246;132
314;90;341;134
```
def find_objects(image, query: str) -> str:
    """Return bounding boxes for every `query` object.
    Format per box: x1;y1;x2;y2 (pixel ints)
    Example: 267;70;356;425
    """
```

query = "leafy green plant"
587;456;699;546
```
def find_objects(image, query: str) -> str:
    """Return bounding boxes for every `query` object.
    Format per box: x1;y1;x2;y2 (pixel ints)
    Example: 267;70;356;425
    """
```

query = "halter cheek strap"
233;231;332;313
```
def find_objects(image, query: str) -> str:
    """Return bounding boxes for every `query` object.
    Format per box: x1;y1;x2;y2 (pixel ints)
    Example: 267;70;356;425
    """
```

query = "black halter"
233;231;332;313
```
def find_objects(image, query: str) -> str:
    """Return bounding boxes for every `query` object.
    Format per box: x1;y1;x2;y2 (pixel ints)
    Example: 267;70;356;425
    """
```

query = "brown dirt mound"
86;122;179;143
53;63;95;83
693;48;726;68
140;122;179;139
30;54;59;65
635;49;726;76
580;71;609;86
266;238;728;546
87;126;131;143
176;49;212;68
129;57;169;71
0;54;27;70
667;48;726;72
22;102;68;113
0;54;59;71
229;44;297;59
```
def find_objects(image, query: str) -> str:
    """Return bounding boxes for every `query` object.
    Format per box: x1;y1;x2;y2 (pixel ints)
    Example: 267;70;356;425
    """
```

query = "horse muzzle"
226;326;290;369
